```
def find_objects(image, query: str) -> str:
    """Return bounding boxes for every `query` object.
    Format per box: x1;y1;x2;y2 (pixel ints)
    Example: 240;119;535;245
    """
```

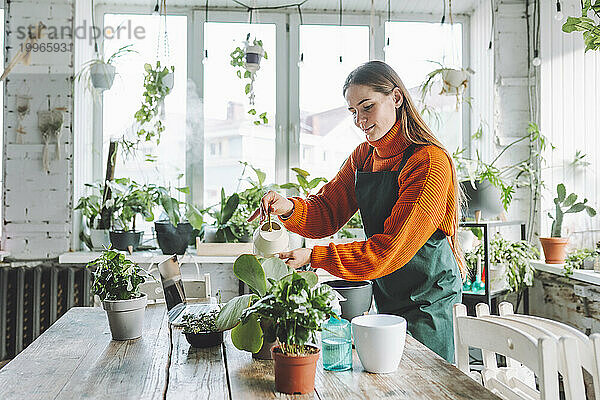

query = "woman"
248;60;465;362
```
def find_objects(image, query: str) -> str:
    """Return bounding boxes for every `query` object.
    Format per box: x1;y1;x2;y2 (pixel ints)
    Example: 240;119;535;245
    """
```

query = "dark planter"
155;220;193;255
460;180;504;220
324;280;373;321
109;230;142;251
272;345;320;394
184;331;224;348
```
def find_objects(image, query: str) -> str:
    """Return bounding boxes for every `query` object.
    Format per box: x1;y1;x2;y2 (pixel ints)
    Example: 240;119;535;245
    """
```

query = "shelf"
59;251;238;265
531;260;600;286
460;220;526;228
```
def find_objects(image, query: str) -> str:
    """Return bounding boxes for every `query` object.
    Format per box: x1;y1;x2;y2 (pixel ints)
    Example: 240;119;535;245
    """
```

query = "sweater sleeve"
310;146;454;281
278;144;370;239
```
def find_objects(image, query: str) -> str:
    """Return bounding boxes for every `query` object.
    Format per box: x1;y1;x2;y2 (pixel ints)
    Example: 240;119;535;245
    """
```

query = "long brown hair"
343;60;466;278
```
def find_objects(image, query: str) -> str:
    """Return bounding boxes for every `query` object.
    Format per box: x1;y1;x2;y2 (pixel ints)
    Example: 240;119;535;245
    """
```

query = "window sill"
530;260;600;286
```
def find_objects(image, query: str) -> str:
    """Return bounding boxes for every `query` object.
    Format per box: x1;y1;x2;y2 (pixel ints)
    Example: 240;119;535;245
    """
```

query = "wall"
540;0;600;248
2;0;75;259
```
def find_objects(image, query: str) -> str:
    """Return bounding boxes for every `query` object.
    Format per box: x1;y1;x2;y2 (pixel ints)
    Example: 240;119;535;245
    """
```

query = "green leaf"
244;71;251;78
231;314;263;353
565;203;586;213
587;206;597;217
297;174;309;189
236;70;241;78
216;294;257;330
563;193;578;207
261;257;293;289
291;167;310;178
245;83;251;95
247;108;257;115
233;254;267;296
298;271;318;287
557;184;566;202
222;193;239;224
307;177;327;189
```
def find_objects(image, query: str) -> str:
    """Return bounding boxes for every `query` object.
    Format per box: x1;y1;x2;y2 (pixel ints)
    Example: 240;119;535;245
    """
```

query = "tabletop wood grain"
0;306;501;400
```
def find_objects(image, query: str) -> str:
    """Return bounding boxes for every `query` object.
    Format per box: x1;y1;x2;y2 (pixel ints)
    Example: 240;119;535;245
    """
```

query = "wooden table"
0;306;500;399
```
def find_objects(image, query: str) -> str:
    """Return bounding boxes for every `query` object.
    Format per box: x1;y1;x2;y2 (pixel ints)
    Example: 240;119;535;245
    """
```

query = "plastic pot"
155;220;193;255
109;230;143;251
90;229;111;250
184;331;224;348
102;293;147;340
272;345;320;394
324;280;373;321
90;63;116;90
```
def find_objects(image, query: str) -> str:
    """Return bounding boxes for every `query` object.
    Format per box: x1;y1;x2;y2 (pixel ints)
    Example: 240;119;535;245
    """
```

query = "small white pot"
441;68;469;95
102;293;147;340
245;44;264;74
163;72;174;91
253;221;289;257
90;229;111;250
351;314;406;373
90;63;116;90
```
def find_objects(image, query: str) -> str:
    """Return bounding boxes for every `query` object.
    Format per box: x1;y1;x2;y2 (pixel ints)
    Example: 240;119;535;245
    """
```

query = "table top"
0;306;500;400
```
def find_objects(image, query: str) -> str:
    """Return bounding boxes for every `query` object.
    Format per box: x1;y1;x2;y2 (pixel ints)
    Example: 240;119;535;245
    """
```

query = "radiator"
0;263;93;361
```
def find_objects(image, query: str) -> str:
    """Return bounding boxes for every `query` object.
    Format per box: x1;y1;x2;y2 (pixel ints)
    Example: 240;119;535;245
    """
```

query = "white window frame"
89;5;470;209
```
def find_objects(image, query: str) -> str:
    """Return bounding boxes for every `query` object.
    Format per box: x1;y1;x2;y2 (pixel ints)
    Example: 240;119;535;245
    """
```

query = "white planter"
441;68;470;95
490;262;509;292
457;230;476;252
244;45;264;74
203;225;218;243
90;63;116;90
102;293;147;340
253;221;289;257
163;72;174;91
90;229;111;250
352;314;406;373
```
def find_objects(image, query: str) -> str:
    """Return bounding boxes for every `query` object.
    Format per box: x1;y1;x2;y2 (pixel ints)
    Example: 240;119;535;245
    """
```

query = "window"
101;13;187;232
203;22;276;207
298;25;369;181
385;21;463;153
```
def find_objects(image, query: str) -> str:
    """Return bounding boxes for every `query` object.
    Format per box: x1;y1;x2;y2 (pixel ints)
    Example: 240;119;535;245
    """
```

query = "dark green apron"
355;144;462;362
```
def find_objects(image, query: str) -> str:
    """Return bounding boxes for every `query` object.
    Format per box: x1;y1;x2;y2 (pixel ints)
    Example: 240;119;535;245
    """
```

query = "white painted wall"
540;0;600;248
2;0;74;259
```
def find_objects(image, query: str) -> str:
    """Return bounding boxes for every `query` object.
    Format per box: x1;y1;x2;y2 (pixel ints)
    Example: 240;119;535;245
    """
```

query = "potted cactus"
540;184;597;263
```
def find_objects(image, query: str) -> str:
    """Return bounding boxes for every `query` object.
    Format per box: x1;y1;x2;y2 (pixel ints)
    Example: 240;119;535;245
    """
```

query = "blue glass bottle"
322;315;352;371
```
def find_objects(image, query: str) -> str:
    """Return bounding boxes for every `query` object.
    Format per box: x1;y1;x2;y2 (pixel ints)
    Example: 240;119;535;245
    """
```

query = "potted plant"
540;184;597;264
230;34;269;125
201;188;240;243
562;1;600;52
75;44;137;92
147;183;204;255
216;254;303;359
420;61;475;110
108;178;155;251
238;270;334;394
181;309;224;348
87;248;152;340
134;61;175;144
75;181;113;250
563;248;598;276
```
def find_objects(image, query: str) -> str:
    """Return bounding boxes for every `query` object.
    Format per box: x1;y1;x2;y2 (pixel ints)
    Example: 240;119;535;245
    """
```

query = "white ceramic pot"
90;229;111;250
163;72;174;91
245;44;264;74
441;68;469;95
351;314;406;373
457;230;476;252
102;293;147;340
90;63;116;90
253;221;289;257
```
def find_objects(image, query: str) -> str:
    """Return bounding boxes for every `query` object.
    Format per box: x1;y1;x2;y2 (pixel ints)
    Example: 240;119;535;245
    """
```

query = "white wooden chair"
477;303;585;400
453;303;559;400
498;301;600;400
140;260;213;304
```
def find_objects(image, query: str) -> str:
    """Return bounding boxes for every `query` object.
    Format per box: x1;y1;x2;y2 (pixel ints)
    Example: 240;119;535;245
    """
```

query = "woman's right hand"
247;190;294;223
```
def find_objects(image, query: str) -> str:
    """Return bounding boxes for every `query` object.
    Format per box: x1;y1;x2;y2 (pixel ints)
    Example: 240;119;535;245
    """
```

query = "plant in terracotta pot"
108;178;155;251
540;184;597;264
87;248;153;340
239;271;334;394
216;254;298;359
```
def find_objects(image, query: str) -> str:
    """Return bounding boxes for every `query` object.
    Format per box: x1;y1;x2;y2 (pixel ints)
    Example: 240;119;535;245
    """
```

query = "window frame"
91;5;470;209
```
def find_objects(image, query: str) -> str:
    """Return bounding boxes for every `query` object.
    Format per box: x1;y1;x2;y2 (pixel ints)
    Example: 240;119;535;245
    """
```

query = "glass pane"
385;21;463;153
102;14;187;233
299;25;369;182
203;23;276;207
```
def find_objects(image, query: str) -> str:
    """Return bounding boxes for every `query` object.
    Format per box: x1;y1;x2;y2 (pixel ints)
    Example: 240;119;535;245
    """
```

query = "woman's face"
345;84;402;142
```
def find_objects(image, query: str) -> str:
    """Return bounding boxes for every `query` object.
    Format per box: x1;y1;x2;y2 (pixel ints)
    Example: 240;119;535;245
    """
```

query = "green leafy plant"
230;34;268;125
280;167;328;198
562;0;600;52
201;188;240;242
548;184;597;238
563;248;598;277
108;178;155;232
181;310;221;334
134;61;175;144
75;181;111;230
465;234;539;312
87;248;151;301
146;181;203;230
216;254;321;354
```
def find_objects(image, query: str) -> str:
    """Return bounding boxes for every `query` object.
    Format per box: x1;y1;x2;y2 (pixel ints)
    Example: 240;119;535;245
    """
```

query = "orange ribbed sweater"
280;120;457;281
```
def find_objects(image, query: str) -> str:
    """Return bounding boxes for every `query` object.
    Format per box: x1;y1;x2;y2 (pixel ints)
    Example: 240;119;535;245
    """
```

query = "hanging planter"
230;34;269;125
420;62;474;111
75;44;137;92
90;63;116;90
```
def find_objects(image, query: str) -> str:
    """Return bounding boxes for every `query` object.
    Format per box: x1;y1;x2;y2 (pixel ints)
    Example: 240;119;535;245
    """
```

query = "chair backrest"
140;272;212;303
498;301;598;400
454;303;559;400
477;304;585;400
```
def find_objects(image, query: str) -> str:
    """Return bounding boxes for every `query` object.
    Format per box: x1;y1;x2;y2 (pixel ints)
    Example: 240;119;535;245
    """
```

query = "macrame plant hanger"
156;0;171;119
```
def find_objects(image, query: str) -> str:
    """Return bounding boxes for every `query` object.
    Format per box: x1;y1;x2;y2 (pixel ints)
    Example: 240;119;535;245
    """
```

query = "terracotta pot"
540;237;569;264
272;345;320;394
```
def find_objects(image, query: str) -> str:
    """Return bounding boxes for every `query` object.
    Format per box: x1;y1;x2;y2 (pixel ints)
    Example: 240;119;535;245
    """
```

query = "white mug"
351;314;406;373
253;221;289;258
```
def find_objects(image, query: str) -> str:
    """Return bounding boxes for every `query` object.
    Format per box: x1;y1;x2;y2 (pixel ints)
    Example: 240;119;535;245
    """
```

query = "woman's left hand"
279;248;313;269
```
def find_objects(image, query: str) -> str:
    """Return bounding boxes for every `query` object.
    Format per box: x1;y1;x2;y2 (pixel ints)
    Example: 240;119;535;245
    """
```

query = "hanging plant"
562;0;600;52
133;61;175;144
419;61;474;111
230;34;269;125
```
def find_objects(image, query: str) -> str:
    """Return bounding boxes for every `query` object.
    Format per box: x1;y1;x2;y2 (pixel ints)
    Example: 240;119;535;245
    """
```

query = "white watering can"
253;220;289;258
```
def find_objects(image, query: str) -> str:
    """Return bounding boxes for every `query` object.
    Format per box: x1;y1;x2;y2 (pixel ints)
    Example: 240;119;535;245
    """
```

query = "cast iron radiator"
0;263;93;361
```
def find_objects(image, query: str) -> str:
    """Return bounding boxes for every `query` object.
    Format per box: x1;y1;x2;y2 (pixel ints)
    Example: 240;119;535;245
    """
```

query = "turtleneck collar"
366;119;410;159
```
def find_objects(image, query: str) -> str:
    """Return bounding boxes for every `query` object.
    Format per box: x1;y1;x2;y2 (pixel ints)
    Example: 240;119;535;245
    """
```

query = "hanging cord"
489;0;495;49
156;0;170;63
297;4;303;25
441;0;446;24
91;0;99;55
386;0;390;46
339;0;343;26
